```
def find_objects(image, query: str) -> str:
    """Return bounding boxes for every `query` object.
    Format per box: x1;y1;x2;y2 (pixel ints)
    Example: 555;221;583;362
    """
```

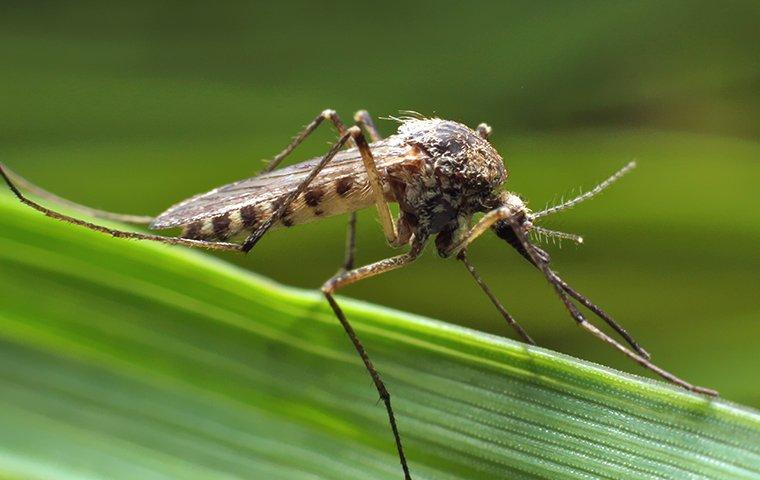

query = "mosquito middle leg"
322;241;425;480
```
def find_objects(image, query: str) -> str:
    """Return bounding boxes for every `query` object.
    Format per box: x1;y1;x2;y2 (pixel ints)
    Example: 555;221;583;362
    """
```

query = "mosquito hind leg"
2;165;154;225
322;240;425;480
0;164;243;253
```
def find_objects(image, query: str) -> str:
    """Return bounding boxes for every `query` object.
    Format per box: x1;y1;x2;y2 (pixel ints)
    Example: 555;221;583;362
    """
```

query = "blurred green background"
1;1;758;407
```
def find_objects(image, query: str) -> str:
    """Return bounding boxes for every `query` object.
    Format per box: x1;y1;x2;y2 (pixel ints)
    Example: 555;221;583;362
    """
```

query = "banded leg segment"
322;241;425;480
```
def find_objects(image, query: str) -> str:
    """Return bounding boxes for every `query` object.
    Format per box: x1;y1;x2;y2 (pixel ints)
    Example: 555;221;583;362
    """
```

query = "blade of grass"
0;194;758;480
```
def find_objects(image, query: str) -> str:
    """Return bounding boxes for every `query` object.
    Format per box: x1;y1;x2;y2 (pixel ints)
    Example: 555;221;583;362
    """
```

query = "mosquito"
0;109;717;480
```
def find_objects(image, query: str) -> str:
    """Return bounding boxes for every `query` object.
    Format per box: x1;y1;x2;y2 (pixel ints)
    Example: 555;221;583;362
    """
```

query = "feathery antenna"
532;161;636;220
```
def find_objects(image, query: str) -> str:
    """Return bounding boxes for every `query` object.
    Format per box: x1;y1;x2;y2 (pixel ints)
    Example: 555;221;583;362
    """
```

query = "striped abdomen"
180;174;376;241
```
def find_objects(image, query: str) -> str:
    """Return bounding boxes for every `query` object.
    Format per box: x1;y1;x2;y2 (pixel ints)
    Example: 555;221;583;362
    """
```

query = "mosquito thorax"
387;118;508;244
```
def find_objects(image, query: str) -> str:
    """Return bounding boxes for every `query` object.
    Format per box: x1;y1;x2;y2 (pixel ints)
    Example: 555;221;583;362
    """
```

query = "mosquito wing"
150;140;416;238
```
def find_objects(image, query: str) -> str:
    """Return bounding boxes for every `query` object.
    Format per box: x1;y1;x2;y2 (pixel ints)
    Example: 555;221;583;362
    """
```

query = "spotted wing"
150;141;412;232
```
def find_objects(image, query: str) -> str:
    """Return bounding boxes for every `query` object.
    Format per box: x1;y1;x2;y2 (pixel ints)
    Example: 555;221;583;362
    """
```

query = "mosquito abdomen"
181;177;376;241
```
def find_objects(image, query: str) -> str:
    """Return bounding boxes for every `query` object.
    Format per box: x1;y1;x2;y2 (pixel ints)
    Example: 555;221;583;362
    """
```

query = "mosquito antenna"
532;161;636;220
532;226;584;245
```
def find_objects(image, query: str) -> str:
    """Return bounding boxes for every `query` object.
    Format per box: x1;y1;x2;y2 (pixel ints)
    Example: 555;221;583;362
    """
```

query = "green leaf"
1;194;758;480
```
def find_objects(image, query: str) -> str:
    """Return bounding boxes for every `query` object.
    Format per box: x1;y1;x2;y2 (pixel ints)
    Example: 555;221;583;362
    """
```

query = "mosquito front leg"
504;215;718;396
458;250;536;345
322;241;425;480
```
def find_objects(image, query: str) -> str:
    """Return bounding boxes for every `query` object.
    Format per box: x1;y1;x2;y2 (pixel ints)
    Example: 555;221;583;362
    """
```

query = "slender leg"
322;241;425;480
503;214;718;396
553;269;650;358
340;110;384;272
262;109;349;174
0;164;242;252
351;127;398;245
2;165;154;225
458;250;536;345
259;108;365;268
342;211;358;272
444;204;653;360
497;225;651;358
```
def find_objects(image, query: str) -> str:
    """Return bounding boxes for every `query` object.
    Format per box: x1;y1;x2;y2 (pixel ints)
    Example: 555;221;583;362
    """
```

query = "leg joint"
347;125;362;138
